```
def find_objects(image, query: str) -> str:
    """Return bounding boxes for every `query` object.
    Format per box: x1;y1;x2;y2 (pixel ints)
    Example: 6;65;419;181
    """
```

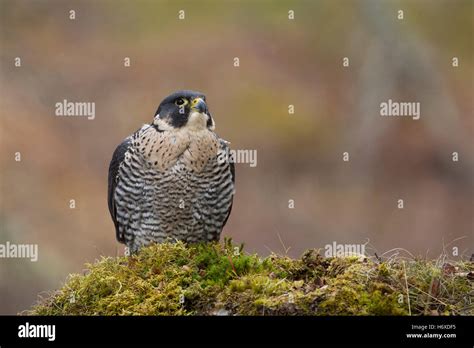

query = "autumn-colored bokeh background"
0;0;472;314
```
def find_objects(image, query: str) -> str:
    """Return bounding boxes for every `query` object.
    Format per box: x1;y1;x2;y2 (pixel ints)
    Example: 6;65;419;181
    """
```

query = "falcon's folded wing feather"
222;160;235;228
108;137;132;242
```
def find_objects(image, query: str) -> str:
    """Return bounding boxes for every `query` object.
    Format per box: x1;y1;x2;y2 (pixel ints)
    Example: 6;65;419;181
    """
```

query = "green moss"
28;240;474;316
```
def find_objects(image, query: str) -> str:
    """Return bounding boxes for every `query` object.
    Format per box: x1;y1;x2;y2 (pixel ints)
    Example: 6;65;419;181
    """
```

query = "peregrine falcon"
108;90;235;253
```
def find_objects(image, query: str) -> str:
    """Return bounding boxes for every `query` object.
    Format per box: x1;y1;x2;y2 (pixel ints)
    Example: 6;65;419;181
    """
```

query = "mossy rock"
29;240;474;315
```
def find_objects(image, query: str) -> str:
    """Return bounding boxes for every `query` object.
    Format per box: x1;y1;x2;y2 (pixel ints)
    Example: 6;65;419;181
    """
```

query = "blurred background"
0;0;472;314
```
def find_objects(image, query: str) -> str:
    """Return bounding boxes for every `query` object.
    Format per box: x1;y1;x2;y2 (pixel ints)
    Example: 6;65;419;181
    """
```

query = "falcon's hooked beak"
190;97;208;114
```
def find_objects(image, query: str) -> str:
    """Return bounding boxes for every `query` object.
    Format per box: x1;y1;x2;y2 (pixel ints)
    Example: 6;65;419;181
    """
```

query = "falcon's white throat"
186;111;210;131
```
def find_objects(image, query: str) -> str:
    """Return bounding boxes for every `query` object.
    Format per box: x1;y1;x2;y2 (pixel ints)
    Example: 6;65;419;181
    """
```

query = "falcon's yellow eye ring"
175;98;188;106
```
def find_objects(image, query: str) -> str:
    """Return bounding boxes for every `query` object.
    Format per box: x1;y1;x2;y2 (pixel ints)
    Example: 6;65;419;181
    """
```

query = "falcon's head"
153;90;215;131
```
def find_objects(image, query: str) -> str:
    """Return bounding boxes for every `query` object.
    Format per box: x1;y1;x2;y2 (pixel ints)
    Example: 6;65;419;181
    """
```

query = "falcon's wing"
222;160;235;228
219;139;235;228
108;137;132;243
